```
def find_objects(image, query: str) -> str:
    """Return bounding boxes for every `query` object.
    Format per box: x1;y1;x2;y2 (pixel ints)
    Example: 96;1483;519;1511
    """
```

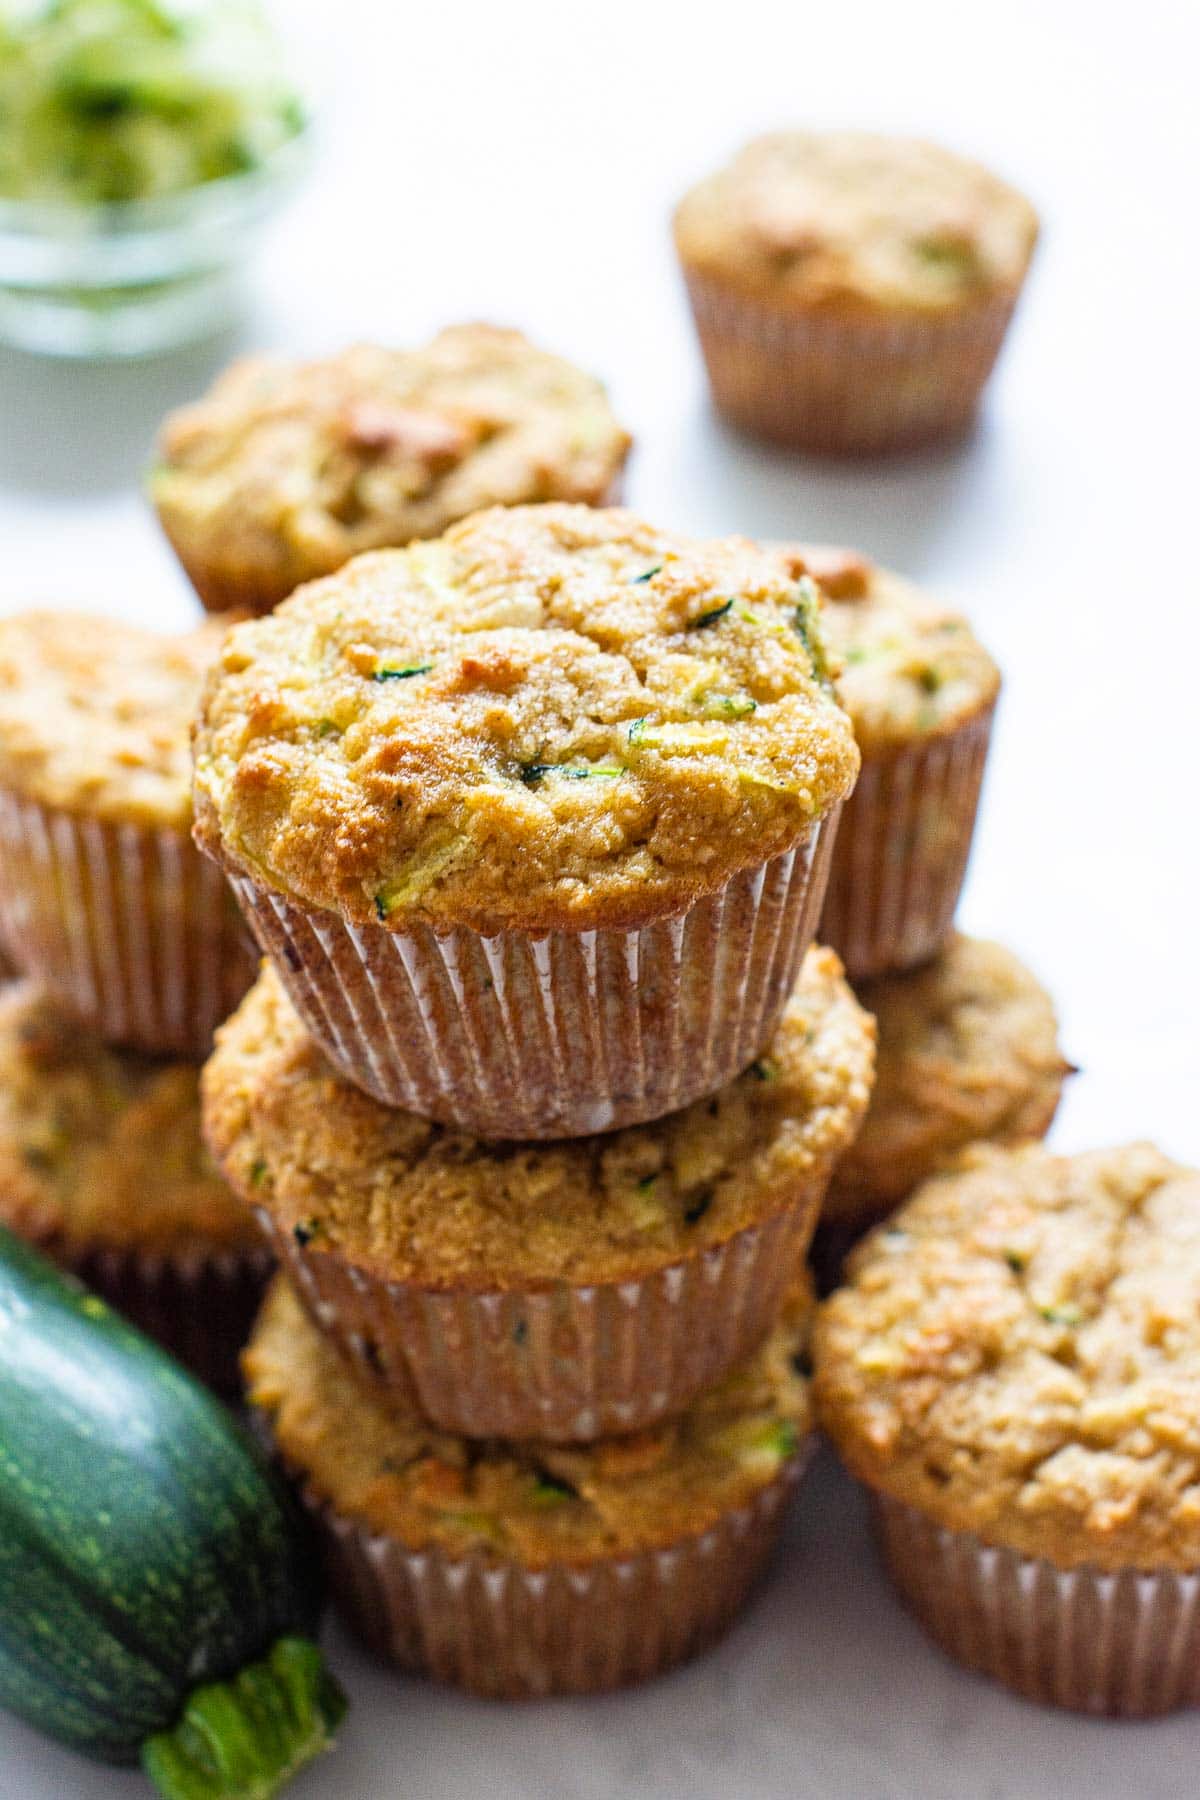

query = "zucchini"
0;1227;345;1798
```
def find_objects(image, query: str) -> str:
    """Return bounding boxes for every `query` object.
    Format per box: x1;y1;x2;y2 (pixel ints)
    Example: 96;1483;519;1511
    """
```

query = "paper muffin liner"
49;1237;270;1393
256;1194;822;1441
818;708;994;982
223;817;838;1139
873;1493;1200;1716
683;273;1021;455
175;474;630;618
304;1441;811;1698
0;789;255;1057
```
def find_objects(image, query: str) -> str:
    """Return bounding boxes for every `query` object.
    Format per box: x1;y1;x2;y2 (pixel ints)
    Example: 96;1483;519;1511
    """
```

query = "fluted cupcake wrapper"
224;818;838;1139
873;1494;1200;1716
818;708;994;982
0;789;255;1057
257;1194;822;1441
683;273;1021;455
306;1443;811;1699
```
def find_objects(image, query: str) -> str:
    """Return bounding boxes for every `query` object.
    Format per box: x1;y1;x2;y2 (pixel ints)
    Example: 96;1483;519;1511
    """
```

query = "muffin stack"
0;611;266;1389
765;545;1071;1268
191;500;877;1695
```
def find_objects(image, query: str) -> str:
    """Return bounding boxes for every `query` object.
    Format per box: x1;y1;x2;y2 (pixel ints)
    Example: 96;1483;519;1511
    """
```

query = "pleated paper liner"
222;818;839;1139
683;274;1021;455
0;789;255;1057
258;1194;822;1441
873;1493;1200;1716
818;706;994;982
308;1441;813;1698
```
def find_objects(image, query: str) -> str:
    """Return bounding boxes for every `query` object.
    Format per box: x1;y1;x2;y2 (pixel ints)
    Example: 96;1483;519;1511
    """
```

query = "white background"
0;0;1196;1792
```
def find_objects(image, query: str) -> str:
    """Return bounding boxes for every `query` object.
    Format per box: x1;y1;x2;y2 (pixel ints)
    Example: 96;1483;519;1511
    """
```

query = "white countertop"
0;0;1196;1792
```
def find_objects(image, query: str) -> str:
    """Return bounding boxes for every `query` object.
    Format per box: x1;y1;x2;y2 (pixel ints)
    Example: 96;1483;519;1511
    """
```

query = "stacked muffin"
0;612;266;1388
766;545;1070;1270
193;500;877;1694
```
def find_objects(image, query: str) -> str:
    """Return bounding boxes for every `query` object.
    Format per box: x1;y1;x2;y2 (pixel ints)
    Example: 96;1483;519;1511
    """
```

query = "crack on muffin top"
815;1143;1200;1569
201;946;875;1287
245;1271;812;1565
192;504;860;932
675;132;1038;314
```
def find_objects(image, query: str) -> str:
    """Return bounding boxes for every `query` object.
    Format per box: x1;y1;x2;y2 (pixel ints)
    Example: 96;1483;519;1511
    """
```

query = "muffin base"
683;274;1021;455
223;820;838;1140
0;789;255;1057
258;1193;822;1441
818;708;994;982
873;1494;1200;1716
309;1443;811;1698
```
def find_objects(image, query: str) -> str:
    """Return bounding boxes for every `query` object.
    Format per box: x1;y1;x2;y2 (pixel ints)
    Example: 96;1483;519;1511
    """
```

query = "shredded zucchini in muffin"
192;503;860;934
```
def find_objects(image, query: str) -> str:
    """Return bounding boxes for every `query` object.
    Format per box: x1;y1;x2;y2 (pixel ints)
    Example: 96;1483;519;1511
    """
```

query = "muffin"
245;1271;815;1697
203;947;873;1439
815;1143;1200;1715
151;324;632;615
193;503;860;1137
0;612;255;1056
822;932;1070;1241
675;131;1038;454
777;544;999;980
0;981;268;1389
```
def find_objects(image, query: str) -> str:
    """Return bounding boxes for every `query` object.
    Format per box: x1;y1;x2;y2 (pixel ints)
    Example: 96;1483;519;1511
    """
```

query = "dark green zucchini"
0;1226;345;1798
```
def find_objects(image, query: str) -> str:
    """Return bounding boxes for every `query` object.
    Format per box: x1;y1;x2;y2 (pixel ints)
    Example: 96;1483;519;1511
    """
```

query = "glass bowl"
0;129;310;359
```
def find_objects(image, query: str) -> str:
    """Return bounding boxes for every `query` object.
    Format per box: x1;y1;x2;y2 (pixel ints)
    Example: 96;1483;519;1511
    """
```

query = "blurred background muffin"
0;610;253;1055
779;542;1000;981
816;931;1070;1279
675;130;1038;454
151;324;632;613
204;948;873;1440
245;1270;816;1697
0;980;267;1389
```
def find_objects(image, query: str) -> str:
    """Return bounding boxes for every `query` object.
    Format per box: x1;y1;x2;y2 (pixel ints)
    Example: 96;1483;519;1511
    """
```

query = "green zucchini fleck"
520;761;622;785
249;1159;269;1188
632;565;663;584
1003;1249;1026;1274
1039;1303;1083;1327
636;1172;658;1193
749;1057;779;1082
793;576;832;685
700;692;757;720
528;1473;578;1508
373;662;435;682
687;598;734;631
292;1218;321;1249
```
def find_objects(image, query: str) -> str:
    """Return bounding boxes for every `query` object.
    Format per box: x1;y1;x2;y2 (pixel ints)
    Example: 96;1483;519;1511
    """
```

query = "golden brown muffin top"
202;947;874;1289
815;1144;1200;1571
674;132;1037;316
0;982;258;1257
824;933;1070;1229
776;544;999;754
246;1271;811;1566
192;504;860;934
0;611;225;829
151;325;632;605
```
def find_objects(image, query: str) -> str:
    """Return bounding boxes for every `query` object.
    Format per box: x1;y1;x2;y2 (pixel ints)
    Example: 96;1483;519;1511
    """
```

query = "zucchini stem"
141;1638;346;1800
